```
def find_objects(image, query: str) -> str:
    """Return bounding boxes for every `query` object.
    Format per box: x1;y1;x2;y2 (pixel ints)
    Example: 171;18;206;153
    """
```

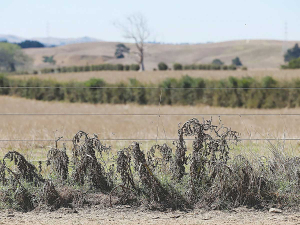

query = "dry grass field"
1;96;300;161
10;69;300;84
23;40;300;70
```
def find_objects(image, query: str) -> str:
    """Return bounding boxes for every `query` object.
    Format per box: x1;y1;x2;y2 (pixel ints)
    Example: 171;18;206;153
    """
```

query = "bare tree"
116;13;150;71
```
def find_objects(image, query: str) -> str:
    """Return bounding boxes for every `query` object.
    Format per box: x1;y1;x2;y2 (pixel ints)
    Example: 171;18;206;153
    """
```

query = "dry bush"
113;148;139;206
198;155;271;209
42;181;62;209
46;143;69;181
1;117;300;212
3;151;44;185
0;160;5;185
14;187;34;212
116;149;135;189
58;186;85;208
131;142;168;202
42;181;85;210
115;142;174;207
71;131;111;191
0;151;44;211
129;142;188;209
172;126;188;180
182;118;239;200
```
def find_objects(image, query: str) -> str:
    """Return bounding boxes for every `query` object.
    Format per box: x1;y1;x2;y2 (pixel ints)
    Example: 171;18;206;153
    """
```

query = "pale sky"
1;0;300;43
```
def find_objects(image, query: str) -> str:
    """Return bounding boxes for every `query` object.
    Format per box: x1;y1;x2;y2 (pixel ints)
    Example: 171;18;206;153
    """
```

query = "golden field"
10;69;300;84
22;40;300;70
1;96;300;161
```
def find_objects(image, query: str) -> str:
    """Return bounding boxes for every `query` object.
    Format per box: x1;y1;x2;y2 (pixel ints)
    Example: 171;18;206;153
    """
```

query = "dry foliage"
46;143;69;180
72;131;111;191
3;151;44;185
0;117;300;212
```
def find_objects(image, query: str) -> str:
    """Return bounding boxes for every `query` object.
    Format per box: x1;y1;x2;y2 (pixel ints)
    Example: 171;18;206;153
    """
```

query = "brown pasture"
1;96;300;161
9;69;300;84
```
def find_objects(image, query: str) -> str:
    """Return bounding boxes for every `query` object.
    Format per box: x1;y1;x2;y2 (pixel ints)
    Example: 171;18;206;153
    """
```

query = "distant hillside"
0;34;102;46
23;40;300;69
0;34;25;43
32;36;102;46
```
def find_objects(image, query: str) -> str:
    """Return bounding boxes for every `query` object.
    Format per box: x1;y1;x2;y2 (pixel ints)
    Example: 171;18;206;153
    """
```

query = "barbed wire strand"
0;138;300;142
2;86;300;90
2;113;300;116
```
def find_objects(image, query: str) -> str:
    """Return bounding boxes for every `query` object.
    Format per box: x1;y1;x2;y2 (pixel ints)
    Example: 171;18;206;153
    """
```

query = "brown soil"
1;207;299;225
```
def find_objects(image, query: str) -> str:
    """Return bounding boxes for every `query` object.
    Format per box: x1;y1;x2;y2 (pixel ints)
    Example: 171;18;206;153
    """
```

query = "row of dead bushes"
0;118;300;211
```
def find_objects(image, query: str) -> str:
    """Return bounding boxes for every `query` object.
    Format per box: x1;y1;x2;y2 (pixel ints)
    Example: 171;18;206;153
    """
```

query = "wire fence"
2;86;300;90
2;113;300;116
0;138;300;142
2;86;300;143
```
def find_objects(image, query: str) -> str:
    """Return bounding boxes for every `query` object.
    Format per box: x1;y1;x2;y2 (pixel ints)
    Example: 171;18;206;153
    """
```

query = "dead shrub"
173;118;239;203
131;142;168;202
46;144;69;180
58;186;85;208
14;186;34;212
42;181;85;209
42;181;62;209
72;131;111;191
1;119;300;211
117;149;135;189
3;151;44;185
0;160;5;185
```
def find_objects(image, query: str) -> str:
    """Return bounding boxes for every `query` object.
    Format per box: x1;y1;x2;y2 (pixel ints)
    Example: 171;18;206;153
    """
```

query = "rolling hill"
23;40;300;70
0;34;102;46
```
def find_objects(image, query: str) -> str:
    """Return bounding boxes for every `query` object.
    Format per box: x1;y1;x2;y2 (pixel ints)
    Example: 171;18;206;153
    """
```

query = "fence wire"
1;113;300;116
2;86;300;142
2;86;300;90
1;138;300;142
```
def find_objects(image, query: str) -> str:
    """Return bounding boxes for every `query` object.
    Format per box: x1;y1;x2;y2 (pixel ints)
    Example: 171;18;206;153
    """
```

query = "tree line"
39;63;141;74
2;75;300;108
156;57;246;71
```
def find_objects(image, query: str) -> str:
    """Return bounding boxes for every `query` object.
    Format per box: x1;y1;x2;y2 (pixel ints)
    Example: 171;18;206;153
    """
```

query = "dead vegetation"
46;142;69;181
72;131;111;191
0;117;300;212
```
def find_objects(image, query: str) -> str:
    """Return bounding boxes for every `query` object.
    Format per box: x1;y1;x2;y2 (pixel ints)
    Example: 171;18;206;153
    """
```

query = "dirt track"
1;206;299;225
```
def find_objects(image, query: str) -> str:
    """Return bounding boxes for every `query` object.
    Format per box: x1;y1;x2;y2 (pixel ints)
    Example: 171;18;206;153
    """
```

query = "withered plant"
172;124;188;180
0;160;5;185
116;149;135;189
148;144;173;175
42;180;62;209
72;131;111;191
172;118;239;202
46;143;69;181
3;151;44;185
131;142;169;202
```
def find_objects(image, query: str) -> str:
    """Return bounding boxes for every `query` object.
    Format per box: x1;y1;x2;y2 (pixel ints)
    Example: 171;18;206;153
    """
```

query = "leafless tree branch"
115;13;150;71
